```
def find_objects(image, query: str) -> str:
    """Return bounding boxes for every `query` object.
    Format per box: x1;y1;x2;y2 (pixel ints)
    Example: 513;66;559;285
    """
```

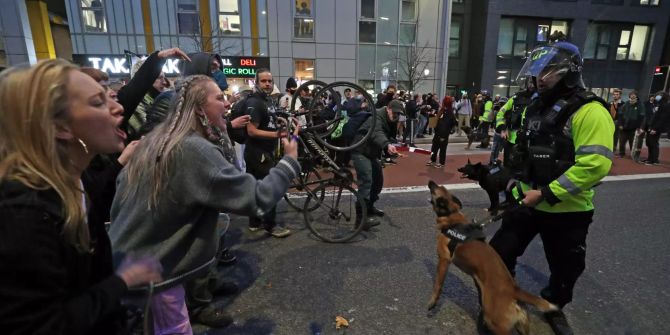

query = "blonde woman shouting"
109;74;300;333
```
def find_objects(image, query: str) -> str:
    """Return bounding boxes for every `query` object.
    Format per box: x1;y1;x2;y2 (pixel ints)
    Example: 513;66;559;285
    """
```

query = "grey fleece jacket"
109;133;300;288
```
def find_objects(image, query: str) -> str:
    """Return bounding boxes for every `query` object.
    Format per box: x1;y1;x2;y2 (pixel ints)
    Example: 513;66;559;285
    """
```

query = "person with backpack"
351;100;402;229
489;41;614;334
427;96;457;168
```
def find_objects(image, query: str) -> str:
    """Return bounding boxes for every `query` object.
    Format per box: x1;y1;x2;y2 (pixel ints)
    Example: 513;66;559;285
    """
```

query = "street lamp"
424;68;430;76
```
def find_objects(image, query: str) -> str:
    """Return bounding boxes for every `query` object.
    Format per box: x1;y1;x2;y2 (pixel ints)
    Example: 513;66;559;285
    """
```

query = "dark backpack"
341;111;372;143
228;97;249;144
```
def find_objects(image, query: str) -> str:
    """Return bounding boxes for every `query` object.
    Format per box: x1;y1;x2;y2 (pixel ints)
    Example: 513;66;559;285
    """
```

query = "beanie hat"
286;77;298;91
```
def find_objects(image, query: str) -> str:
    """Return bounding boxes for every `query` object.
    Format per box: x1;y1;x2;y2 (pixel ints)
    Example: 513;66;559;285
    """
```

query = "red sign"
240;59;256;66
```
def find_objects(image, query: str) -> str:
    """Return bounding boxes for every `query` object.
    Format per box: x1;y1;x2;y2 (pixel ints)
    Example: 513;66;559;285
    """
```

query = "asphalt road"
201;177;670;335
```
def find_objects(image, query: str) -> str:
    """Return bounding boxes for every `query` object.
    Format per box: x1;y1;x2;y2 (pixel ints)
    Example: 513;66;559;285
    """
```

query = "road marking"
379;173;670;195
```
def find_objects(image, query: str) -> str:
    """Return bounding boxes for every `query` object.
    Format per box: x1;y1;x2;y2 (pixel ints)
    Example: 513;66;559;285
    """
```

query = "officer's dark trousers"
244;145;278;230
351;152;383;204
489;208;593;307
646;132;661;163
503;140;515;168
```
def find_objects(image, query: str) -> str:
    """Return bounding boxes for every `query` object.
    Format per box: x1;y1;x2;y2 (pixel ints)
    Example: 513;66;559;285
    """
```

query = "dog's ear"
451;195;463;209
467;158;471;165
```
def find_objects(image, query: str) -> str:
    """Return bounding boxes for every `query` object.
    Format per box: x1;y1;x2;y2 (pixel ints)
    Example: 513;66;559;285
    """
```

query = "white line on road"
379;173;670;195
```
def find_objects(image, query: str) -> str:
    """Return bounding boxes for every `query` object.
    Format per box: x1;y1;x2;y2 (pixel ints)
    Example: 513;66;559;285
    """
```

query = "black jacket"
117;51;166;136
643;100;670;132
354;107;393;158
0;181;128;335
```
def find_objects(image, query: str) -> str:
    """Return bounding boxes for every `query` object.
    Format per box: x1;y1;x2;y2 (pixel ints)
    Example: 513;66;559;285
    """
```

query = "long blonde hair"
0;59;90;252
124;75;213;208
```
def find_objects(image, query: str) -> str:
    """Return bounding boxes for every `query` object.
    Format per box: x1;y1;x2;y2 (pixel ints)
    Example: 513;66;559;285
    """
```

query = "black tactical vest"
513;91;608;186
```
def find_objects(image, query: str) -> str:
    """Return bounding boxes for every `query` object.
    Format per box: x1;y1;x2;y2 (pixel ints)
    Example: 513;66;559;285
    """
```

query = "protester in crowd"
403;93;420;145
0;60;162;334
639;91;670;165
109;74;301;332
455;93;472;136
616;91;645;158
351;100;402;229
427;96;457;168
126;58;171;141
610;88;624;152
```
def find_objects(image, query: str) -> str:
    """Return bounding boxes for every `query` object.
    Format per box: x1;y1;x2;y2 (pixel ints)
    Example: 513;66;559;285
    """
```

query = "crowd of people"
1;38;669;335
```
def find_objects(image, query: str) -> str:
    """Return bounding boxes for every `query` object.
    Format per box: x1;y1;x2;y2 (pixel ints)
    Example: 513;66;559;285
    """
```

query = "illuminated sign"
72;54;269;78
220;56;270;78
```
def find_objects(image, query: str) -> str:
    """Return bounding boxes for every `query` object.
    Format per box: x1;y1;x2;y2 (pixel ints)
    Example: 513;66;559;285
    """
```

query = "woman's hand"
117;140;140;166
282;136;299;159
116;255;163;288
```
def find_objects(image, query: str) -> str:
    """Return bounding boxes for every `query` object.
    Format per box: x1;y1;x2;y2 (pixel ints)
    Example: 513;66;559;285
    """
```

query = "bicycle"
281;81;378;243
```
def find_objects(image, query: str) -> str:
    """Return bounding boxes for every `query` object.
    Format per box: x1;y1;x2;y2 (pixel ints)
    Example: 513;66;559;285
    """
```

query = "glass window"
376;46;397;81
628;25;648;61
497;18;514;55
358;80;375;96
378;0;399;45
294;59;314;82
359;21;376;43
616;29;631;60
0;37;6;66
358;45;376;79
536;25;549;42
177;0;199;34
639;0;660;5
218;0;241;35
401;0;417;21
513;25;527;56
596;29;610;60
294;0;313;39
81;0;107;32
295;0;312;16
550;20;569;38
399;23;416;45
450;18;461;57
361;0;375;18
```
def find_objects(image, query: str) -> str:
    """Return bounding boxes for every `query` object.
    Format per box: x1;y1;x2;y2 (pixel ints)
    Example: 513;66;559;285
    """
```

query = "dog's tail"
514;287;559;312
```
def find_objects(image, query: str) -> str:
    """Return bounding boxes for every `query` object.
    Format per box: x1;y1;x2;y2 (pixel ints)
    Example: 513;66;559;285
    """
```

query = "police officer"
489;41;614;334
476;90;493;148
497;79;536;168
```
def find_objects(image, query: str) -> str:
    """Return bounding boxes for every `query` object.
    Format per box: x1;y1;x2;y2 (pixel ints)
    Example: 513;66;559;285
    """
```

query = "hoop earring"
77;138;89;154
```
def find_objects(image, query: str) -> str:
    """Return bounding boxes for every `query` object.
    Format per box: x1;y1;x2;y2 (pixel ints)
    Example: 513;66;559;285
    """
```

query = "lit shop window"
294;59;315;83
294;0;314;39
218;0;241;35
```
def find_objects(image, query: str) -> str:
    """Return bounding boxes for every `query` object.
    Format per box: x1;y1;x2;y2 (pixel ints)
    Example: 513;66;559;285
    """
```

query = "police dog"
427;181;558;335
457;159;513;215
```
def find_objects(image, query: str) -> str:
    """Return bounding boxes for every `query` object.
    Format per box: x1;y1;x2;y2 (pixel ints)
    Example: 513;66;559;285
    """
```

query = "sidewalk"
383;141;670;188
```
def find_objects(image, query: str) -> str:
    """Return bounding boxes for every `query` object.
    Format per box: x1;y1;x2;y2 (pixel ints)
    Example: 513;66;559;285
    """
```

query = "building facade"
446;0;670;99
57;0;452;95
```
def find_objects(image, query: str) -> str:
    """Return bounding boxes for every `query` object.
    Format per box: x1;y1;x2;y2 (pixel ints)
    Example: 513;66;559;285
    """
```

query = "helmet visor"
515;46;574;89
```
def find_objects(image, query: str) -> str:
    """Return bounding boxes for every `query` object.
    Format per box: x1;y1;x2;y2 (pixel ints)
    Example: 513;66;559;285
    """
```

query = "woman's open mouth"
114;127;127;141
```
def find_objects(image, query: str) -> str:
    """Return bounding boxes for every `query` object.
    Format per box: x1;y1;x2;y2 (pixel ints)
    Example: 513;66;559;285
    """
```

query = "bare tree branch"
396;41;433;92
183;16;236;55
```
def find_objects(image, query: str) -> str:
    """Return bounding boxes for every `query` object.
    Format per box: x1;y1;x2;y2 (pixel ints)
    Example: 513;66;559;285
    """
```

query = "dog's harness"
440;223;487;254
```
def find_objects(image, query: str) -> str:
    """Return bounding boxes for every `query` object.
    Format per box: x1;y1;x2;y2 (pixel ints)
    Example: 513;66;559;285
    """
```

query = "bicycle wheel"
308;82;376;152
303;182;366;243
283;169;326;212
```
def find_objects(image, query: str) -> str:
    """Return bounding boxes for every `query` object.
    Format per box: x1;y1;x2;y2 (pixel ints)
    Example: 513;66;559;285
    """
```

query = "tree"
396;42;434;92
184;16;237;55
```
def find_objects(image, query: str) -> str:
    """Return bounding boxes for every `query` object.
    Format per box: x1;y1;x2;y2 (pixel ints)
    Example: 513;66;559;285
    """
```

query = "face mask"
356;94;363;100
655;95;662;102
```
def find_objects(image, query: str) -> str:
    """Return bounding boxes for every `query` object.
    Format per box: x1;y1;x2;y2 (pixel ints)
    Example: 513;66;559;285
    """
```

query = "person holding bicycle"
351;100;403;229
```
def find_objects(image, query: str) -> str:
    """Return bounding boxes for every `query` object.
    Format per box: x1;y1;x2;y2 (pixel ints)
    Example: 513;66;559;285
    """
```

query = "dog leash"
471;181;529;228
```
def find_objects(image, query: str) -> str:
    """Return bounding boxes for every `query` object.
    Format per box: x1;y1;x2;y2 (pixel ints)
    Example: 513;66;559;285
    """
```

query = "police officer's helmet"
515;41;585;92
